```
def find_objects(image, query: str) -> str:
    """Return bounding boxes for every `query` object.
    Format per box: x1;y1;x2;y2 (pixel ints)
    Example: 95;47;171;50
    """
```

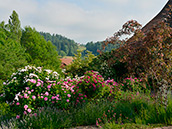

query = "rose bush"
75;71;121;100
121;77;145;93
2;66;123;119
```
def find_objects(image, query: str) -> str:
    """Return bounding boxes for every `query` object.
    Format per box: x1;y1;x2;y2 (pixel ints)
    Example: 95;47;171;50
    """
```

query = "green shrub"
66;50;96;77
90;51;128;81
121;77;146;93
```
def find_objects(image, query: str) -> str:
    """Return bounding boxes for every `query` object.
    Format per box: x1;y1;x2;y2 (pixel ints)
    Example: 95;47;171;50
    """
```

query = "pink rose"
24;105;28;110
27;108;32;113
30;79;36;84
47;84;52;89
67;94;71;98
19;95;23;98
26;87;30;90
16;115;20;119
28;91;31;94
66;99;69;102
24;93;28;98
32;95;36;100
45;92;49;96
16;102;20;105
36;82;41;86
24;111;27;115
44;97;48;101
34;113;37;117
51;96;55;99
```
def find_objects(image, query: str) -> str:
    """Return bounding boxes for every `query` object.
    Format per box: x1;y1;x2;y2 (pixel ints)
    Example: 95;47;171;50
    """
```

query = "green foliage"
8;10;22;42
121;77;146;93
76;71;108;99
59;50;66;57
66;50;96;76
21;27;61;71
96;92;172;128
90;51;128;81
82;41;118;56
3;65;61;104
40;32;78;56
0;15;27;93
99;19;172;109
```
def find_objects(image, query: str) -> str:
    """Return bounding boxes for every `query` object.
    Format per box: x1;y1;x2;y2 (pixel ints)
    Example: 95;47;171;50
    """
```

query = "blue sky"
0;0;168;44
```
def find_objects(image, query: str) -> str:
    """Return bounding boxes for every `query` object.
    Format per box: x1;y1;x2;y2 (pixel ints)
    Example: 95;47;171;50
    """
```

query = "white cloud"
99;0;129;4
0;0;169;44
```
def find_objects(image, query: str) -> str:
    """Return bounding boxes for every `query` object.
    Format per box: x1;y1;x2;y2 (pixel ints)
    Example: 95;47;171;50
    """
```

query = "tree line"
40;32;78;57
82;41;120;56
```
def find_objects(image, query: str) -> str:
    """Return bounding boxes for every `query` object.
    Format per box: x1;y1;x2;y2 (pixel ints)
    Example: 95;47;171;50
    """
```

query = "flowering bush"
105;79;121;100
3;65;60;104
2;66;123;119
2;65;66;117
53;77;88;107
2;66;89;118
121;77;145;93
76;71;113;99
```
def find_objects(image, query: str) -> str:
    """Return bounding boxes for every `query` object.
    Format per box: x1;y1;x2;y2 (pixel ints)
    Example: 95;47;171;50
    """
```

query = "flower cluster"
105;79;121;100
76;71;109;99
3;65;60;104
121;77;144;92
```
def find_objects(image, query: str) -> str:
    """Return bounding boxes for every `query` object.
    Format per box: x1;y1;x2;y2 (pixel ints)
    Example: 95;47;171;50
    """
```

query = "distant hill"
83;41;120;56
40;32;78;57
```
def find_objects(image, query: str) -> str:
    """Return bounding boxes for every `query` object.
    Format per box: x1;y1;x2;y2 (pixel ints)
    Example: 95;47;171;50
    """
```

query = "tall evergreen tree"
8;10;22;42
0;20;27;93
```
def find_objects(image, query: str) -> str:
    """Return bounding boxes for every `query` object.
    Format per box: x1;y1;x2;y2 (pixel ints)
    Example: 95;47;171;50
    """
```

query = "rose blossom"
24;105;28;110
67;94;71;98
45;91;49;96
16;115;20;119
32;95;36;100
44;97;48;101
30;79;36;84
36;82;41;86
27;108;32;113
24;93;28;98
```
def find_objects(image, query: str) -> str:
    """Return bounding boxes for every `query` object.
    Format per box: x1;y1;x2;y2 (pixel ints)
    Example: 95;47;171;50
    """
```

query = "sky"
0;0;168;44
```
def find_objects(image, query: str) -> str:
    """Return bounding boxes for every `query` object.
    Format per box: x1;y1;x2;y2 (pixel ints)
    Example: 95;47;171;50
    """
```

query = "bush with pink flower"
2;66;123;119
75;70;114;99
121;77;145;92
3;65;60;104
2;65;63;115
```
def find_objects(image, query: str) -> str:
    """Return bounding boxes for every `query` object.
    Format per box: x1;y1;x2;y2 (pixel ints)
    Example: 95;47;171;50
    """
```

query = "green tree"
40;32;78;56
59;50;66;57
8;10;22;42
0;21;27;93
21;26;61;71
66;50;96;76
